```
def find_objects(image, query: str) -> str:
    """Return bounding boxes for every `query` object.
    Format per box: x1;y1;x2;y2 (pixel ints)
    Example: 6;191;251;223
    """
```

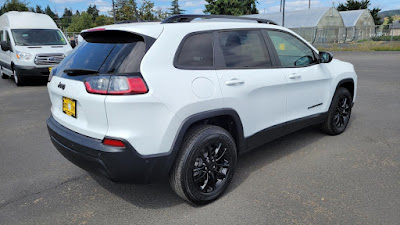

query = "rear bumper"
46;116;172;183
15;65;51;78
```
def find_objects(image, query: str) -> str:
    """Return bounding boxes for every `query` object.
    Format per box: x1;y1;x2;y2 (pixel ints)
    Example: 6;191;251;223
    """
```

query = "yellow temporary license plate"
49;67;53;73
62;97;77;118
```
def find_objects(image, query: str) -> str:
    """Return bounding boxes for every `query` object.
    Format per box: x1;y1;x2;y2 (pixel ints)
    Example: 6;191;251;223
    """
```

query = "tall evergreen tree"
61;8;73;29
35;5;44;13
204;0;258;16
87;4;99;22
44;5;58;21
169;0;184;15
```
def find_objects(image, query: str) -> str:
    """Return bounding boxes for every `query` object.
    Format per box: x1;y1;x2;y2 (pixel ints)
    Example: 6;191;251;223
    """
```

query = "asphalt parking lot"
0;51;399;224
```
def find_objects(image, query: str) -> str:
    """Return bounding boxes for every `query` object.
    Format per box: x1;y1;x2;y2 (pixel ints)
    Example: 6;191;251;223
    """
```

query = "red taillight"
87;28;106;32
103;138;126;147
84;76;148;95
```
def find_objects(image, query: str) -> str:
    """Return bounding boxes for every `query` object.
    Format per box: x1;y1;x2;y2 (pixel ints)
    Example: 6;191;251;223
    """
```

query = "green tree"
139;0;156;21
75;10;80;16
87;4;99;22
35;5;44;13
114;0;139;21
169;0;184;15
204;0;258;15
44;5;59;22
387;16;394;24
67;12;94;32
94;15;114;26
60;8;73;29
337;0;382;25
0;0;29;15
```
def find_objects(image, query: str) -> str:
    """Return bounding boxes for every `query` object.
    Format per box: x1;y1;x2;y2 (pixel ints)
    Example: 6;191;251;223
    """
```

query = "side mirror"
1;41;11;51
319;51;333;63
70;40;76;49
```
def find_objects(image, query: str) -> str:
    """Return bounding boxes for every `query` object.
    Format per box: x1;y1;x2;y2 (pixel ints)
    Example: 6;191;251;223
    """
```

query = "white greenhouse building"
246;7;347;44
340;9;375;41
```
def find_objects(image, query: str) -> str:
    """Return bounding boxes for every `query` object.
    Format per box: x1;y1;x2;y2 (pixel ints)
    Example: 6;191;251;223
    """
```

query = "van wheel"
321;87;352;135
13;70;24;86
170;125;237;205
1;67;7;79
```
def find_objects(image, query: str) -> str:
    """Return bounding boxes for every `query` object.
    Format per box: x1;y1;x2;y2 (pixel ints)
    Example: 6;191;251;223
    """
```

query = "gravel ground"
0;51;399;225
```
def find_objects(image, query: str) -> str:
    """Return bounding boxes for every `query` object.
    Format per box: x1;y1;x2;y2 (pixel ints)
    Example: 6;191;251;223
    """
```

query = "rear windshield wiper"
64;69;99;76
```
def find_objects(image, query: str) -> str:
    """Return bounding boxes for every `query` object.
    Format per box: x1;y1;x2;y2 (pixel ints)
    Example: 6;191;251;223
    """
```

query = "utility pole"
280;0;282;12
309;0;311;9
282;0;286;27
112;0;116;24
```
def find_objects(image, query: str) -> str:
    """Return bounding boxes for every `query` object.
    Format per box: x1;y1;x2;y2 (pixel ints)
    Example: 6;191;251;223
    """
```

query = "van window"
176;33;214;68
6;31;11;44
0;30;3;42
5;31;12;51
217;30;271;68
11;29;67;46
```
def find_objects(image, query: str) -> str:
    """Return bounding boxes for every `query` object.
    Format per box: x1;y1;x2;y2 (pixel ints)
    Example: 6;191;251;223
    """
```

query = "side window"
0;30;3;42
5;31;12;51
267;31;317;67
176;32;213;68
6;31;11;44
217;30;271;68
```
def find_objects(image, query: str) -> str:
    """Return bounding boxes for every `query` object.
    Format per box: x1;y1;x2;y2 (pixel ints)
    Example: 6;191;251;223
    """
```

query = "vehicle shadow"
91;114;357;209
2;76;47;86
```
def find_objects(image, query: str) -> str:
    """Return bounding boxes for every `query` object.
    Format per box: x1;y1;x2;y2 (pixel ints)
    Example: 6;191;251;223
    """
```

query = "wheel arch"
165;108;245;173
336;78;355;99
172;108;245;153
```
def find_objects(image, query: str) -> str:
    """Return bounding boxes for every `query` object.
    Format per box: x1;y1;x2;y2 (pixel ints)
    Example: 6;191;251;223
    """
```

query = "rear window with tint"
176;33;214;68
54;31;147;80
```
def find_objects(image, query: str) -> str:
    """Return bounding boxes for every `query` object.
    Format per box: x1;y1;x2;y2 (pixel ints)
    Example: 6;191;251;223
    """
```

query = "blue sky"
0;0;398;16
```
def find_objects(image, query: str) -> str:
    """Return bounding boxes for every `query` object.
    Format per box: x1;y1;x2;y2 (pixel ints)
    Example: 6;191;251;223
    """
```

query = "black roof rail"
117;20;160;24
161;14;278;25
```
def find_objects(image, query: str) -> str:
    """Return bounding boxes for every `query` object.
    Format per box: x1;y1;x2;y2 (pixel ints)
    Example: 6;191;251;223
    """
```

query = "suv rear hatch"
48;29;157;139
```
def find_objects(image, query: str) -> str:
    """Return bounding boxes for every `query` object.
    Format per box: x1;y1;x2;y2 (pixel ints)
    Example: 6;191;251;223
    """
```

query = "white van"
0;11;73;86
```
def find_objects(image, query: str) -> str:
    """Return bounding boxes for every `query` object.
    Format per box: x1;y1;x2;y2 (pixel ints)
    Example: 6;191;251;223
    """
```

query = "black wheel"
321;87;352;135
13;70;24;86
1;67;7;79
170;125;237;205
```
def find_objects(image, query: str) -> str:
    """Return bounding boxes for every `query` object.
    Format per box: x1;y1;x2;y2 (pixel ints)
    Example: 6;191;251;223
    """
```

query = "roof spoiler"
161;14;278;25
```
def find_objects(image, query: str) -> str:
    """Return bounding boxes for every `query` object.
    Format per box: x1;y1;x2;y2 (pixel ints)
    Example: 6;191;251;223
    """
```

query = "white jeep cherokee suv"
47;15;357;205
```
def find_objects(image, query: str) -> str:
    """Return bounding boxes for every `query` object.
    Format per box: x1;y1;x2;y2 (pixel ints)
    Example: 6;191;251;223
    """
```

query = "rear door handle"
288;73;301;79
225;79;245;86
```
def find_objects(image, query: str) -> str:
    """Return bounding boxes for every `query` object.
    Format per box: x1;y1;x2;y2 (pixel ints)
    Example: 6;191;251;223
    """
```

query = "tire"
321;87;352;135
13;70;24;86
1;67;7;79
170;125;237;205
